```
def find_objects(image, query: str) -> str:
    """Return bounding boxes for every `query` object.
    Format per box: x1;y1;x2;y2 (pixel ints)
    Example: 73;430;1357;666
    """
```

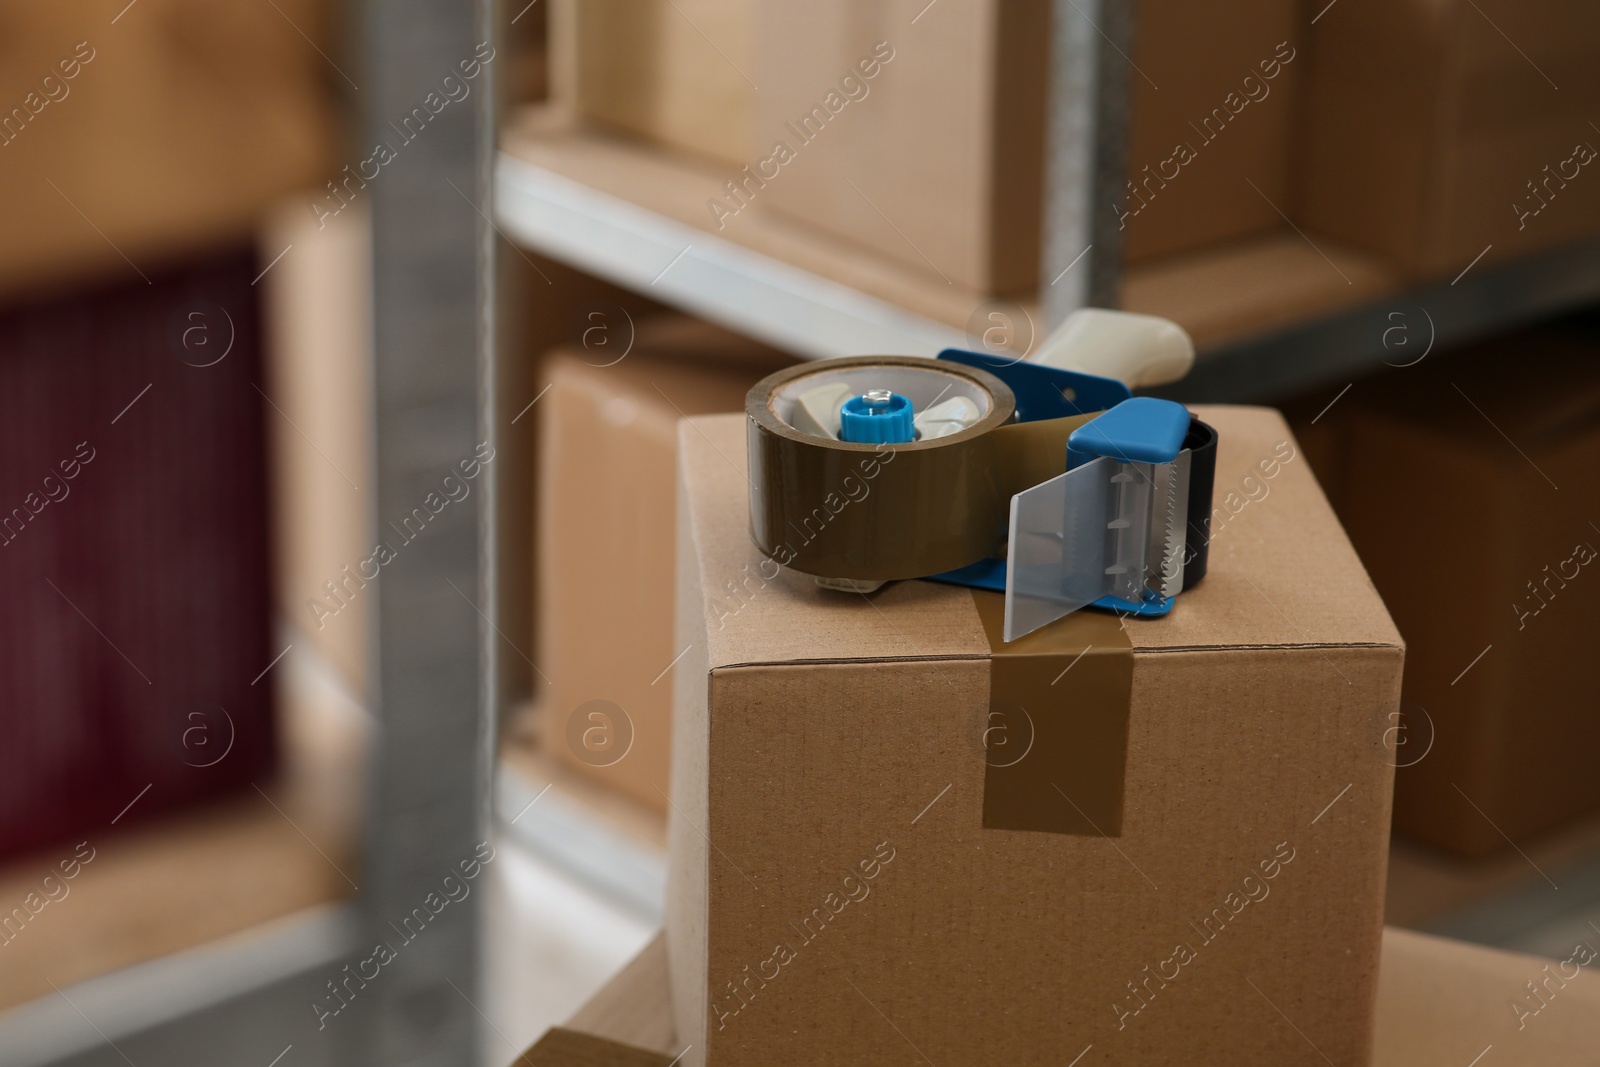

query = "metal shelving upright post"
358;0;499;1063
1040;0;1134;327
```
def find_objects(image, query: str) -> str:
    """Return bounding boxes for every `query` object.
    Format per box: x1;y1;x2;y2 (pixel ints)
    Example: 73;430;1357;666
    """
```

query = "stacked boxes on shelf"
552;0;1600;296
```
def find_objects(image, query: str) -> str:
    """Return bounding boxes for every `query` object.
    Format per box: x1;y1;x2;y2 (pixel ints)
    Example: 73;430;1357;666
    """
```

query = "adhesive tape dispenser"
745;308;1217;641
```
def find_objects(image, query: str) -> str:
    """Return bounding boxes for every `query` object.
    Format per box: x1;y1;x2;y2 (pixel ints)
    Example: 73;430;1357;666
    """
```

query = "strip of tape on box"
973;590;1134;836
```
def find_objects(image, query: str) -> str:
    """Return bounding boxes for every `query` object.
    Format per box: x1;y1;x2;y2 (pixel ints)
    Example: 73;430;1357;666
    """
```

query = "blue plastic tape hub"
839;389;915;444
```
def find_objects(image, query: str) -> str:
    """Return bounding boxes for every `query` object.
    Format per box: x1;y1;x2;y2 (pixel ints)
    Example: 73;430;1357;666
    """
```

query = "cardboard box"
555;0;1305;289
554;0;756;167
1122;0;1305;263
537;319;792;811
516;927;1600;1067
1375;927;1600;1065
750;0;1051;293
261;201;373;699
0;0;337;298
1298;0;1600;279
1333;327;1600;856
748;1;1309;291
666;406;1404;1065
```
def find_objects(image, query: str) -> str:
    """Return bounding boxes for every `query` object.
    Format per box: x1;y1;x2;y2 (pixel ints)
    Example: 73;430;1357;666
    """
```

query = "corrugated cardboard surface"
519;927;1600;1067
1298;0;1600;278
1333;329;1600;855
669;407;1403;1065
537;320;792;810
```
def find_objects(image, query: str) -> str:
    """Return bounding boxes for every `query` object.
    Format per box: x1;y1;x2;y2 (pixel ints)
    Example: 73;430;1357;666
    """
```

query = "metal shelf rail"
493;150;968;361
1161;234;1600;402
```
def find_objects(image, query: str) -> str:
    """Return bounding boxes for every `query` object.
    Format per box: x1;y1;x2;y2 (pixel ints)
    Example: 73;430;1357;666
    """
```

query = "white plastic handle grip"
1026;308;1195;389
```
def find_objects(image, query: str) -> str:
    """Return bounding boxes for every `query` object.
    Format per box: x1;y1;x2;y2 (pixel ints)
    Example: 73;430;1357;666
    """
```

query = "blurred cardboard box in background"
1299;0;1600;278
750;0;1050;293
537;318;793;811
1122;0;1305;263
555;0;754;167
0;0;339;299
551;0;1600;293
1332;325;1600;857
261;201;374;699
554;0;1313;293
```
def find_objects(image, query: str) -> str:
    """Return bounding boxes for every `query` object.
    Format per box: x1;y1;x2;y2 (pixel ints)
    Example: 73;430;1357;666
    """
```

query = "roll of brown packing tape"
746;357;1098;581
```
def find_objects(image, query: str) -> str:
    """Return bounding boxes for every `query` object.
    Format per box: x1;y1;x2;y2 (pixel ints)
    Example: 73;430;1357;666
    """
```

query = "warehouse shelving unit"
488;0;1600;1012
495;110;969;360
1165;235;1600;401
498;112;1600;402
495;0;1600;400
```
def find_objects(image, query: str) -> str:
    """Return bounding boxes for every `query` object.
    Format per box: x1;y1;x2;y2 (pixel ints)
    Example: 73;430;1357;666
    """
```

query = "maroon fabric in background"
0;249;276;862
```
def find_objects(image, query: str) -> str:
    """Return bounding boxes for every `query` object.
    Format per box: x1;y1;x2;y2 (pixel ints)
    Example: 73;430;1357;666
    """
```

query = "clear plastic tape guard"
1005;450;1193;642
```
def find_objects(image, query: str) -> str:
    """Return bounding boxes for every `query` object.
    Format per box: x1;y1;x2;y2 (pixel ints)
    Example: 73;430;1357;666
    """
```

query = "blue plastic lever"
1067;397;1191;469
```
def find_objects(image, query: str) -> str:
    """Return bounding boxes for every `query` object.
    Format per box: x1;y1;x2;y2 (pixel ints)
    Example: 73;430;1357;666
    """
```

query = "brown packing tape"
746;357;1097;581
520;1027;677;1066
973;590;1135;836
988;414;1104;499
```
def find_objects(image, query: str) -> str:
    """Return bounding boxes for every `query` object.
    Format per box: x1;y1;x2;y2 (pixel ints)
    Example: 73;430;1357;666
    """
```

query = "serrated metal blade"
1143;449;1191;599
